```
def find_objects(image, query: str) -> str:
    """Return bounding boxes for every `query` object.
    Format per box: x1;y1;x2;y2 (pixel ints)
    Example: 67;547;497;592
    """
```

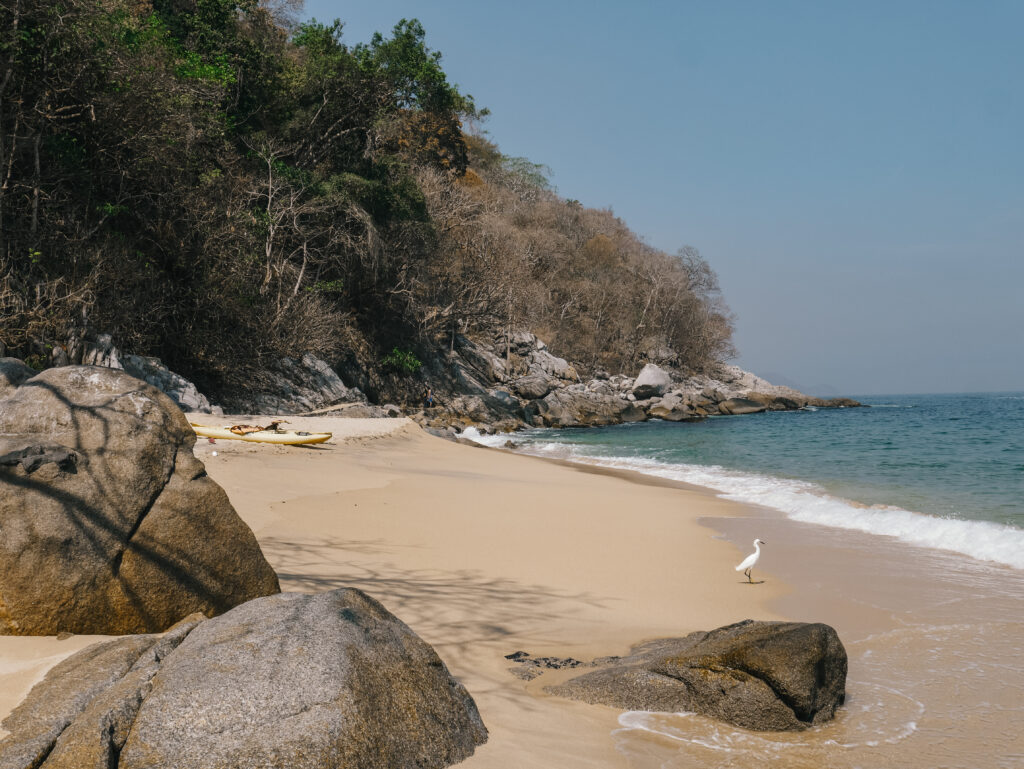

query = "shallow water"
613;515;1024;768
471;392;1024;569
468;392;1024;768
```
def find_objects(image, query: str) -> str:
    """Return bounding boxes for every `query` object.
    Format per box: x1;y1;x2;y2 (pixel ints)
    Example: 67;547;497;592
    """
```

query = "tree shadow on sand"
260;534;612;707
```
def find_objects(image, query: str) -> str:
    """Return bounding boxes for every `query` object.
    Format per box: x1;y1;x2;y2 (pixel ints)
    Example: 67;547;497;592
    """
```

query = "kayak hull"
190;424;332;445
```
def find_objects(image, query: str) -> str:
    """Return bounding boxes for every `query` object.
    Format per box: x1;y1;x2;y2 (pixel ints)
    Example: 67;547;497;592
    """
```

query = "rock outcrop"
718;397;768;415
0;589;488;769
534;388;646;428
83;334;217;414
416;333;863;433
0;365;280;635
225;353;370;415
52;328;860;433
547;620;847;732
79;336;376;417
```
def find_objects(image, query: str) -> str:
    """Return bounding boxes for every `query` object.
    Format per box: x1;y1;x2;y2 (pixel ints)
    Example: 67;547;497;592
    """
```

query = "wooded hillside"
0;0;734;403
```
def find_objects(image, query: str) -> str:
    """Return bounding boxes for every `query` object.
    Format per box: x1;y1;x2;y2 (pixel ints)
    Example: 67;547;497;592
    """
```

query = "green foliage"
308;279;345;295
331;164;428;223
354;18;480;117
0;0;732;404
382;347;423;375
175;51;236;85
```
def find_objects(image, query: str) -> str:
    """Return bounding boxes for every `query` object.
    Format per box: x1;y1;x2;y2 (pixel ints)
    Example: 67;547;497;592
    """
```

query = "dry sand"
3;416;1022;768
186;416;788;768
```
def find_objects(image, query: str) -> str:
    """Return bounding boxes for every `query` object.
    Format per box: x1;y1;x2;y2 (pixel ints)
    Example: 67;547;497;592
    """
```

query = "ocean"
471;391;1024;570
470;393;1024;767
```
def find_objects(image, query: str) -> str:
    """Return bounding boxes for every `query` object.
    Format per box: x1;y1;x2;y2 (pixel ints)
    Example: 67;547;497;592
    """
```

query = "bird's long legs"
744;568;753;583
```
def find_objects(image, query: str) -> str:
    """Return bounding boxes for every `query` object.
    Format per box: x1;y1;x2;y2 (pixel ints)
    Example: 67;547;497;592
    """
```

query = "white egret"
735;539;766;583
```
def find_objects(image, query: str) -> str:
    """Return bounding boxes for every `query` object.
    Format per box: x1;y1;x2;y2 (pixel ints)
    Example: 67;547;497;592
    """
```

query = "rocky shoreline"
5;331;860;436
425;333;860;434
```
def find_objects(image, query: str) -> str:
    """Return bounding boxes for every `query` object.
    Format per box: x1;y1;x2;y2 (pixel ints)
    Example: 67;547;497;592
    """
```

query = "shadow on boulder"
0;365;280;635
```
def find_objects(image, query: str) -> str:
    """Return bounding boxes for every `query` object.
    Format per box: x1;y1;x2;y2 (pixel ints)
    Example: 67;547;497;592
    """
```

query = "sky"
301;0;1023;395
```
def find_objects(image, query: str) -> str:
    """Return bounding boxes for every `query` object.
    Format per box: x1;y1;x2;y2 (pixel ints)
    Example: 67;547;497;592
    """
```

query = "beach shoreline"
2;416;1021;767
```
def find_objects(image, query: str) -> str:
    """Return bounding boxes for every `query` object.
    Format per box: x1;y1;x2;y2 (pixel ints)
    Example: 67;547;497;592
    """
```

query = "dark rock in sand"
547;620;847;732
0;590;487;769
0;366;280;635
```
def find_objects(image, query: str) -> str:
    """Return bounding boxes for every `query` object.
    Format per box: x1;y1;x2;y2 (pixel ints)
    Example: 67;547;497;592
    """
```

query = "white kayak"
190;423;332;445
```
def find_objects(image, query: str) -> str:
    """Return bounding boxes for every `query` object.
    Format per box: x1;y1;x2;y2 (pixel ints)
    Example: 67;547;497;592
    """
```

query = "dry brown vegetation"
0;0;733;401
410;134;735;374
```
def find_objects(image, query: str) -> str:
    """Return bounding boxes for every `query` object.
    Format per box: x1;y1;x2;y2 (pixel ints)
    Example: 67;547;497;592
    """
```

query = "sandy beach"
3;416;1022;768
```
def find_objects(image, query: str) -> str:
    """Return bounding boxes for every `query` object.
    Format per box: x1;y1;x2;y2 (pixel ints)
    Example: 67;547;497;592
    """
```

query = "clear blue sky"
301;0;1023;395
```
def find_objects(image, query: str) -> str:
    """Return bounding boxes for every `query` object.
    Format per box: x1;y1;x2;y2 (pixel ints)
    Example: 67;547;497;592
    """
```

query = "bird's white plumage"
735;539;765;575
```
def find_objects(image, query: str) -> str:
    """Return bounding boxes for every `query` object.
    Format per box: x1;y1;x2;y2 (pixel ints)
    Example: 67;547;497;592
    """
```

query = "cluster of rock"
0;362;487;768
422;332;861;432
80;335;389;417
41;330;859;432
81;334;219;414
0;589;488;769
543;620;848;732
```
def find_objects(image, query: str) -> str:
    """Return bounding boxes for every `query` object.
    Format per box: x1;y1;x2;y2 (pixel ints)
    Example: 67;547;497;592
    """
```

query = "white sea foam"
459;427;488;443
614;679;923;755
500;441;1024;570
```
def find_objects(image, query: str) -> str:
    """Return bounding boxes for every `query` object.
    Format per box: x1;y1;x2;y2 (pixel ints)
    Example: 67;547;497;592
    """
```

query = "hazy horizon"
302;1;1023;396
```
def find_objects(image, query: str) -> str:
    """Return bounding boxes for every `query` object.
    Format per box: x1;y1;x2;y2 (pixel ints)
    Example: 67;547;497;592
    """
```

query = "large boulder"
0;589;488;769
512;372;557;400
646;393;700;422
455;336;507;383
548;620;847;732
0;615;205;769
536;389;646;427
0;358;35;399
229;353;366;414
529;349;578;382
0;366;280;635
82;334;216;413
718;397;768;415
632;364;673;399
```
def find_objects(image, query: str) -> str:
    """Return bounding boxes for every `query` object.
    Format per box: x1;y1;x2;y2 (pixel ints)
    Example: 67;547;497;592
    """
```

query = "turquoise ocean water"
471;392;1024;570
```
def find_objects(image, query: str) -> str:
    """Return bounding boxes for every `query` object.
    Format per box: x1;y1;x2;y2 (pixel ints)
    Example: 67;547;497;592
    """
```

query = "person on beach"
422;387;435;409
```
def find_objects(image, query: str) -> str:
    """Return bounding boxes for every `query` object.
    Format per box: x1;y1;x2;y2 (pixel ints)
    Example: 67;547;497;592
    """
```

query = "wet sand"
2;418;1021;768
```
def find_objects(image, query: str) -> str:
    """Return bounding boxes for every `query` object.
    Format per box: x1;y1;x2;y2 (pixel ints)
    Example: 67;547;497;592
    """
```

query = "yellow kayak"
190;423;332;445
